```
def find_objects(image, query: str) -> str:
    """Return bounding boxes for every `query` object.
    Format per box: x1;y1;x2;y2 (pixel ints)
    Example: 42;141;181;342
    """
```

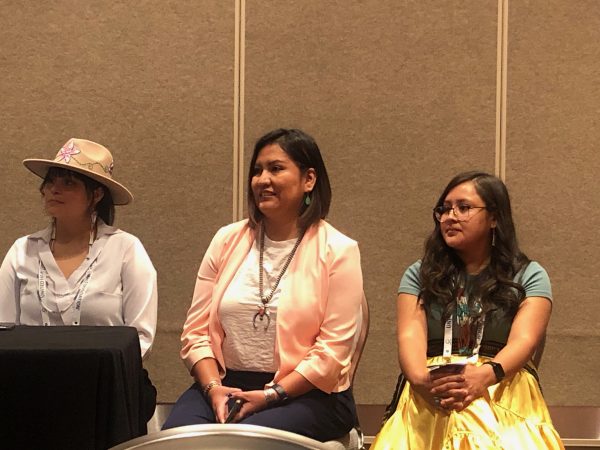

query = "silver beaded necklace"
253;225;304;330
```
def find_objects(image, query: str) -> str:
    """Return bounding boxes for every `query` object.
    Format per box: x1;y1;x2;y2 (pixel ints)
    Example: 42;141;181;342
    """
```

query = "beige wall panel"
0;0;235;401
245;0;498;403
506;0;600;405
537;336;600;405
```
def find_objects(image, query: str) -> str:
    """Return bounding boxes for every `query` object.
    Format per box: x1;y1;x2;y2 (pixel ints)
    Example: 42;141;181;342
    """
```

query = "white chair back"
111;424;329;450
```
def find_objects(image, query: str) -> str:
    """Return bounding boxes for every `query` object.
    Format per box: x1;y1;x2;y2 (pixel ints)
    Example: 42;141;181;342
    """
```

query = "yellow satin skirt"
371;356;564;450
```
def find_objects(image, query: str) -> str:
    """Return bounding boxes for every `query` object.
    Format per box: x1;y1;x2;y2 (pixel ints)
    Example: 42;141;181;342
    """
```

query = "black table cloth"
0;325;146;449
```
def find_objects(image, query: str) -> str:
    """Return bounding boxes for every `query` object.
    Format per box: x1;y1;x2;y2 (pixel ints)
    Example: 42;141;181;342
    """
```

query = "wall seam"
495;0;508;181
233;0;246;221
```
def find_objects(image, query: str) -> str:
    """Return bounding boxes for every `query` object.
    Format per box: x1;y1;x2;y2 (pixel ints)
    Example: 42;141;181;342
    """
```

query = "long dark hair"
247;128;331;230
41;167;115;225
420;171;529;322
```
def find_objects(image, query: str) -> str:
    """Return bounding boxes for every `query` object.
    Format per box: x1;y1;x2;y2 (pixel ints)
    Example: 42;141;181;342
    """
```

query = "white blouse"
218;234;297;372
0;220;157;357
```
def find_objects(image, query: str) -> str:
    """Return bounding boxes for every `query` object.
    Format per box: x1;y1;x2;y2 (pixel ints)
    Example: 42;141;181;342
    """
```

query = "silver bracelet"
263;387;279;405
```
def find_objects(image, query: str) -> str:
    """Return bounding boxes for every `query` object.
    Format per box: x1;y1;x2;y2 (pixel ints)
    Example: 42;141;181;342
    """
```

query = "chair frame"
348;294;370;386
111;423;329;449
343;293;370;450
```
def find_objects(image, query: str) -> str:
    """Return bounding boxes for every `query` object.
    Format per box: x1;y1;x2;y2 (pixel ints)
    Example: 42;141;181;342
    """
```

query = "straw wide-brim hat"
23;138;133;205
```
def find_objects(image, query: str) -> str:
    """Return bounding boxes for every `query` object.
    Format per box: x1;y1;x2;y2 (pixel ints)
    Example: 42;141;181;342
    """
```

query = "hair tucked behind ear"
419;171;530;324
247;128;331;231
41;167;115;225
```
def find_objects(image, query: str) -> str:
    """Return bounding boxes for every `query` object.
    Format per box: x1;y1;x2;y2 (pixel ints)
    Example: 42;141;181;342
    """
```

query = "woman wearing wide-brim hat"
0;138;158;421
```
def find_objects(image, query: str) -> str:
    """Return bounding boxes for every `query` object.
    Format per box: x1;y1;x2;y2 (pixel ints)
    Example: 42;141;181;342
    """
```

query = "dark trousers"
162;369;357;442
142;369;158;425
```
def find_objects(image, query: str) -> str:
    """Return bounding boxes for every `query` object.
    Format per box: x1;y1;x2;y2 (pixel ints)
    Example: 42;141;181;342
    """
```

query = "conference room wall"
506;0;600;405
0;0;235;398
0;0;597;407
243;0;497;405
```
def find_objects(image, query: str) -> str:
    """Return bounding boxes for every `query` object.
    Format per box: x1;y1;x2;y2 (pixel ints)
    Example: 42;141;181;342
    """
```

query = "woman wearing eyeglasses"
371;171;563;449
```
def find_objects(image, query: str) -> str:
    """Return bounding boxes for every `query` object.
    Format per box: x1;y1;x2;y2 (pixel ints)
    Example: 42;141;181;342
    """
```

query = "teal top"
398;260;552;355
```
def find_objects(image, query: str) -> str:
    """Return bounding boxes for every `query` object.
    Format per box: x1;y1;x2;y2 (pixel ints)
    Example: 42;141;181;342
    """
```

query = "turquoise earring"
304;193;312;206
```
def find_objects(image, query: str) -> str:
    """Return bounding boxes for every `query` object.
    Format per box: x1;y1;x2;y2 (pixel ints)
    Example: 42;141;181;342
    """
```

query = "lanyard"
37;259;97;326
442;292;485;362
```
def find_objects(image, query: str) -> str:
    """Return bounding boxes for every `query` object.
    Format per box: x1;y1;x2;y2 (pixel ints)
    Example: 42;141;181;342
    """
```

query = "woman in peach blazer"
163;129;363;442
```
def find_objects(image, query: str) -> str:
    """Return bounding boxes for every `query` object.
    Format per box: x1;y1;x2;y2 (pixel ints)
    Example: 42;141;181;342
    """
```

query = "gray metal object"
110;424;329;450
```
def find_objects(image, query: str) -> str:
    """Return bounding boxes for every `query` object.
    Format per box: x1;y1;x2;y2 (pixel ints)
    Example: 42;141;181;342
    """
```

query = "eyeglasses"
433;204;487;222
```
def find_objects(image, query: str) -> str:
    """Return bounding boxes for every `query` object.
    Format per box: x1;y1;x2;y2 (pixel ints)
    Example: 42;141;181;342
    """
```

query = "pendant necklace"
253;225;303;330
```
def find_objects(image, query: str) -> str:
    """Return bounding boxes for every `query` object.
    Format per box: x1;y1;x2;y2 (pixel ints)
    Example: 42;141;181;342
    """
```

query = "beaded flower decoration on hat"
23;138;133;205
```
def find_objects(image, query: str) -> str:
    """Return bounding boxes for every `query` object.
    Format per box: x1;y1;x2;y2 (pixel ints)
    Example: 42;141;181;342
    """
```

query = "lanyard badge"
442;285;485;362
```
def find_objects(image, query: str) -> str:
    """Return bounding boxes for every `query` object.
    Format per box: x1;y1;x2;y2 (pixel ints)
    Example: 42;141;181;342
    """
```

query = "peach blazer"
180;219;363;393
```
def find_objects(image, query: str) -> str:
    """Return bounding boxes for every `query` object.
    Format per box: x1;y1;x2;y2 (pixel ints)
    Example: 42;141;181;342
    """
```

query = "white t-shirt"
0;220;157;357
219;234;297;372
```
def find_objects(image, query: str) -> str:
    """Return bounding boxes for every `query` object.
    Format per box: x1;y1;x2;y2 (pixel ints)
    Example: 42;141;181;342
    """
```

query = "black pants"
142;369;157;425
162;369;357;442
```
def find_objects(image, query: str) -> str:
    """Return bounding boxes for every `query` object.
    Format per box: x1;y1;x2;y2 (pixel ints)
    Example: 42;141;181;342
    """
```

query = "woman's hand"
228;389;269;422
428;369;468;411
411;370;465;412
207;385;242;423
430;364;495;411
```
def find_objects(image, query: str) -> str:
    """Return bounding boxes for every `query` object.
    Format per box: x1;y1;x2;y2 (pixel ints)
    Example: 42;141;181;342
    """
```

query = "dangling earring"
304;193;312;206
491;227;496;247
89;211;97;246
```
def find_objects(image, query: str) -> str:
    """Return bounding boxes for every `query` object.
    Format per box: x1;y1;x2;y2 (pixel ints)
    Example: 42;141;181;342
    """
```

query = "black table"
0;326;147;450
